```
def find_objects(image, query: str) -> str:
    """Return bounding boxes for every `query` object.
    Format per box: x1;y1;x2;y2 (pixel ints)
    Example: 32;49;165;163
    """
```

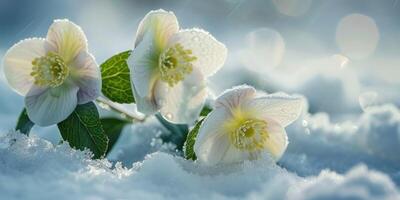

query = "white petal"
244;95;303;127
220;143;250;164
263;118;288;161
154;68;207;124
25;84;79;126
46;19;88;63
167;28;227;77
198;132;231;166
69;51;101;104
132;85;158;115
2;38;54;96
215;85;256;111
194;107;232;164
128;30;159;99
134;9;179;49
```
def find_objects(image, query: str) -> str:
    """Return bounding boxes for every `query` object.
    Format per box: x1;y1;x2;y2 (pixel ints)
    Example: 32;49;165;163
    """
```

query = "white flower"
194;85;303;165
2;19;101;126
128;9;227;124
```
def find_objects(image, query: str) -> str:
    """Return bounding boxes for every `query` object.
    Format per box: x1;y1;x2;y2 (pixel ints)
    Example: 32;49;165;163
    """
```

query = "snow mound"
287;166;399;200
0;132;399;200
282;104;400;184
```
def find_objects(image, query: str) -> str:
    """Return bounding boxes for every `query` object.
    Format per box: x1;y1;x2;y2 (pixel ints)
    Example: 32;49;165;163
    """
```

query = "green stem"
95;96;145;122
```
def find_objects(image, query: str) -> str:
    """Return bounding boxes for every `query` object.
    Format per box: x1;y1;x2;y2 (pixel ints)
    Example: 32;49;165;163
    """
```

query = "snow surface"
0;132;399;200
282;104;400;184
1;101;400;200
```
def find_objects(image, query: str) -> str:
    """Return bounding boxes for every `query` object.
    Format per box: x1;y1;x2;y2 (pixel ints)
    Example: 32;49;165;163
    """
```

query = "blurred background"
0;0;399;138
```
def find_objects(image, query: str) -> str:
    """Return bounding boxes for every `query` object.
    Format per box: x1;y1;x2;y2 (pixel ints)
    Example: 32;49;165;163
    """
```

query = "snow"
286;166;399;200
281;104;400;185
0;132;399;200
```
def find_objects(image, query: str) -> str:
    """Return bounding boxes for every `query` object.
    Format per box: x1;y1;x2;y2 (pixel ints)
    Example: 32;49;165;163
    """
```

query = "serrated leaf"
57;102;109;159
155;114;189;151
184;119;204;160
101;117;130;154
15;108;34;135
101;50;135;103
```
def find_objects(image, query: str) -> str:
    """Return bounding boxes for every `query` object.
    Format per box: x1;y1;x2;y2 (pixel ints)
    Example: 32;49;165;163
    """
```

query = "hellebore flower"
3;19;101;126
128;9;227;124
194;85;303;165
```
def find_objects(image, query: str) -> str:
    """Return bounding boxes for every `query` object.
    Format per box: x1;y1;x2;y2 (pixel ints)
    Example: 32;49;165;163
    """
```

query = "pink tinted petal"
70;51;101;104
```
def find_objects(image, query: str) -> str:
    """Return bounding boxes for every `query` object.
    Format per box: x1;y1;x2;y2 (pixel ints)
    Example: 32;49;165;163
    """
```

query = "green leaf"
57;102;109;159
184;119;204;160
101;50;135;103
100;117;130;154
200;105;212;117
15;108;34;135
155;114;189;151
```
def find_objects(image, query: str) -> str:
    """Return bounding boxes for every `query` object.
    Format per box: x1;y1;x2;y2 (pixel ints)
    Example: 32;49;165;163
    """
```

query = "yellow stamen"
31;52;69;87
229;118;269;152
159;43;197;87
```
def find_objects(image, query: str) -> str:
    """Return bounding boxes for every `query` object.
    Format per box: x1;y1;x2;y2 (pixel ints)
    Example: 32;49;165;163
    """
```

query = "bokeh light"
336;13;380;60
240;28;285;73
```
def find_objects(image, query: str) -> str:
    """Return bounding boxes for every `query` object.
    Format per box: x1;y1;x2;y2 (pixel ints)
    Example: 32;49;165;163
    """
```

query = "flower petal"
153;67;207;124
25;84;79;126
134;9;179;50
220;143;250;164
194;107;232;165
70;51;101;104
167;28;227;77
46;19;88;63
2;38;54;96
128;29;159;99
215;85;256;111
199;132;231;165
132;85;158;115
262;118;288;161
244;95;303;127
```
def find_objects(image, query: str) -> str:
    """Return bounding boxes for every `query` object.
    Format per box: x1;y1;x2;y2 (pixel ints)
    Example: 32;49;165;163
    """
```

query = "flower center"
31;52;69;87
229;119;269;152
159;43;197;87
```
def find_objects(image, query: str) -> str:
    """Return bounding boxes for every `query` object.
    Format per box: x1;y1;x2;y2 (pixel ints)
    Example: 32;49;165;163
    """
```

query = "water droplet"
165;113;173;120
302;120;308;127
305;128;311;135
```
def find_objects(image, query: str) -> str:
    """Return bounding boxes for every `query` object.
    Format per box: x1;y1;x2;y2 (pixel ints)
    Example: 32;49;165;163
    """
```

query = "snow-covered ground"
1;129;399;200
1;99;399;200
